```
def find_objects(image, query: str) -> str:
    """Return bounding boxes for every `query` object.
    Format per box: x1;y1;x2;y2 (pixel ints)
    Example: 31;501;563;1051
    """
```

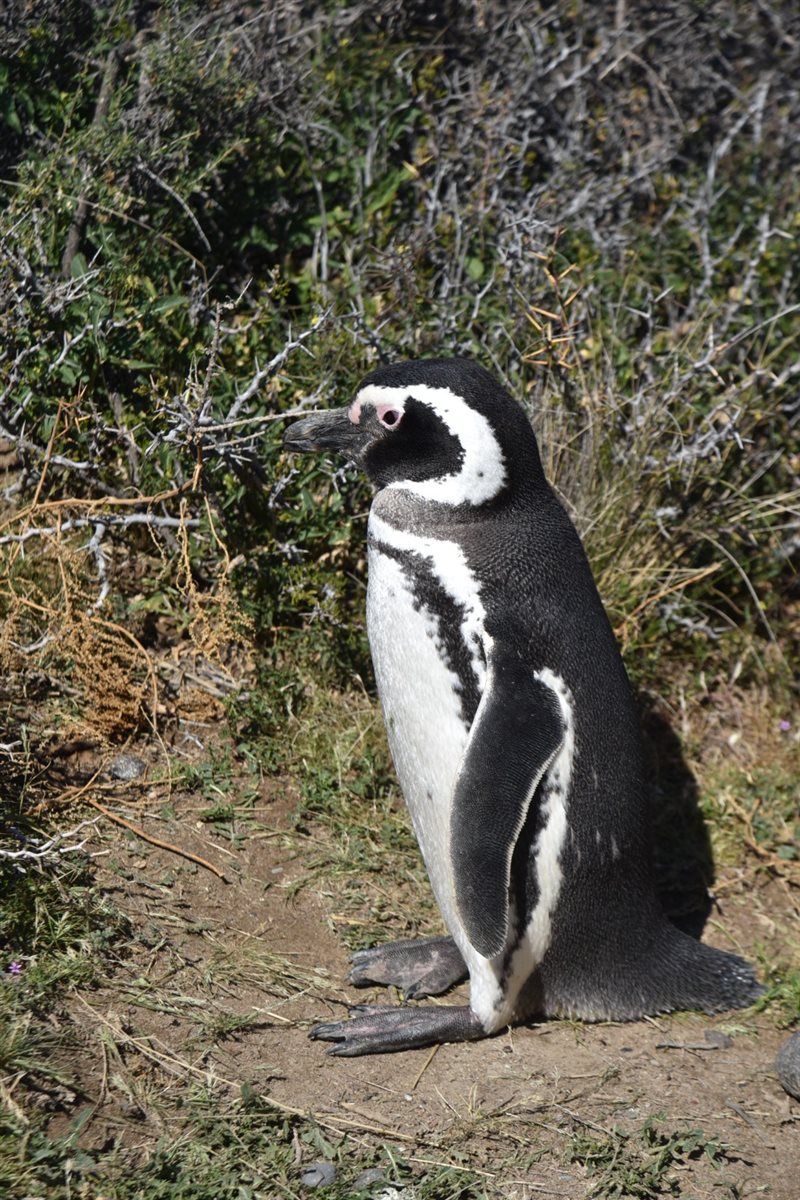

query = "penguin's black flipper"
350;936;467;998
450;651;564;961
310;1004;485;1056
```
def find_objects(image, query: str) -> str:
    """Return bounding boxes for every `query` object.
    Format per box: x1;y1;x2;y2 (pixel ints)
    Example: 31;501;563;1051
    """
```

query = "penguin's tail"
541;921;763;1021
651;928;764;1016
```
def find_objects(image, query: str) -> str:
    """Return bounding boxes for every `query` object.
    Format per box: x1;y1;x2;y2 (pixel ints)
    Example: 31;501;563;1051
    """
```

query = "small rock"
301;1162;336;1189
776;1031;800;1100
108;754;146;781
704;1029;733;1049
353;1167;386;1190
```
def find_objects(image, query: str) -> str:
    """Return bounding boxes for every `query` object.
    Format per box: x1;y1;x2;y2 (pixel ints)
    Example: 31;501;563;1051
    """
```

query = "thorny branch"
148;309;330;484
0;514;200;547
0;279;330;662
1;0;796;691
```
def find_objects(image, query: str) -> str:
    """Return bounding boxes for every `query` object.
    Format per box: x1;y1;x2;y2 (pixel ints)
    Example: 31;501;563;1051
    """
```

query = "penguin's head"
283;357;544;507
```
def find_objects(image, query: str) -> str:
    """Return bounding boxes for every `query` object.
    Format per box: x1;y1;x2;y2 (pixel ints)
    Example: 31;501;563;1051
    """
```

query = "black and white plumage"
283;357;761;1056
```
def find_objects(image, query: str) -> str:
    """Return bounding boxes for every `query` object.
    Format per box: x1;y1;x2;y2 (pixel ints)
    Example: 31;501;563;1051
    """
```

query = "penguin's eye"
377;405;402;429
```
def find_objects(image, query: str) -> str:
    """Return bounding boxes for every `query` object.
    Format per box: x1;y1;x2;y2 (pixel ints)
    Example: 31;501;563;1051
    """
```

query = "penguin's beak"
282;408;364;455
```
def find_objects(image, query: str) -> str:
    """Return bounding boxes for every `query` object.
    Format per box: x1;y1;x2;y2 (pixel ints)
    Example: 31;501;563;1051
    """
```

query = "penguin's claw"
309;1003;485;1057
349;936;467;998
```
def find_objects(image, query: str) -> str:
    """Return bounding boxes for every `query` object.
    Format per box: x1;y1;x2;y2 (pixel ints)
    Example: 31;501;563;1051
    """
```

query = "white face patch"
355;382;507;506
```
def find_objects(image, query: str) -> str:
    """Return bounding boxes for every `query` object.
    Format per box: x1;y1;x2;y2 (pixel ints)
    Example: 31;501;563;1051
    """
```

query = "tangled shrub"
0;0;797;720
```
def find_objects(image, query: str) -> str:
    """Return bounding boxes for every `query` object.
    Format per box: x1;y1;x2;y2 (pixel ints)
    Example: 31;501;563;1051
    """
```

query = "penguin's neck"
370;484;507;537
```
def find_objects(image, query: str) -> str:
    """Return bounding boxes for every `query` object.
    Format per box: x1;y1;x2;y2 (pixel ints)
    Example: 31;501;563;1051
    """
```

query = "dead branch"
84;796;226;879
0;513;200;547
0;818;101;872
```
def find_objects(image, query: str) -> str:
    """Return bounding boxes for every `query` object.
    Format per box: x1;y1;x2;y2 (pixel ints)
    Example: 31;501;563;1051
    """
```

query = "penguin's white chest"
365;515;487;933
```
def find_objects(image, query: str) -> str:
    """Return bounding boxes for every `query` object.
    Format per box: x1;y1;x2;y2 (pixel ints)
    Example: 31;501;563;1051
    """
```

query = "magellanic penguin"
283;358;762;1056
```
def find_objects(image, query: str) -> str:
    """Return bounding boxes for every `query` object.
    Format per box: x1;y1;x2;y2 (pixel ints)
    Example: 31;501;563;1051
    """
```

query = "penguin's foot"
310;1003;485;1057
350;936;467;999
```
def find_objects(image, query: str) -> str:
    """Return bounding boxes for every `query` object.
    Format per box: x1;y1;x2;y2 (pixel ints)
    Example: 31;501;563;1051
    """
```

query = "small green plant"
0;1109;98;1200
0;1087;487;1200
176;744;263;846
752;959;800;1025
570;1116;734;1198
0;855;127;1008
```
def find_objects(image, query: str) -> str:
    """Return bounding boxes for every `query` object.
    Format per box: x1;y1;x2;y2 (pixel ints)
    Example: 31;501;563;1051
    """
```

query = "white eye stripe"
355;383;507;506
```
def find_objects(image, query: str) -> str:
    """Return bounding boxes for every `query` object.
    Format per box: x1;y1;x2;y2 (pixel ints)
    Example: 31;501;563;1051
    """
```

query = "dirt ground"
51;752;800;1200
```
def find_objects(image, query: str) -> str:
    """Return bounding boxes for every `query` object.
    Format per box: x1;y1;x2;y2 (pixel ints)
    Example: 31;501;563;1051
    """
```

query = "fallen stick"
85;795;226;879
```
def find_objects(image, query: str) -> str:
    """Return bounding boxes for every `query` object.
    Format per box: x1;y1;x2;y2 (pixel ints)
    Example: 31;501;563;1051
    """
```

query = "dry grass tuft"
0;486;253;744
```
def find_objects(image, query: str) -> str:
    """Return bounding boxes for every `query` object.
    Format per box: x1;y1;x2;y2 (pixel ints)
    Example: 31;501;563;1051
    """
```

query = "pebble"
108;754;147;781
704;1029;733;1049
353;1167;386;1189
776;1031;800;1100
301;1162;336;1188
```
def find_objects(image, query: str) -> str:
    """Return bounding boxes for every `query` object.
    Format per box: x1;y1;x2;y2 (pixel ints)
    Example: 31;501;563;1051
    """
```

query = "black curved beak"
282;408;364;455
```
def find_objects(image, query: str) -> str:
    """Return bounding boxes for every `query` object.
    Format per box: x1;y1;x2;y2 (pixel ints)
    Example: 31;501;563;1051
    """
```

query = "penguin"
282;357;762;1056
